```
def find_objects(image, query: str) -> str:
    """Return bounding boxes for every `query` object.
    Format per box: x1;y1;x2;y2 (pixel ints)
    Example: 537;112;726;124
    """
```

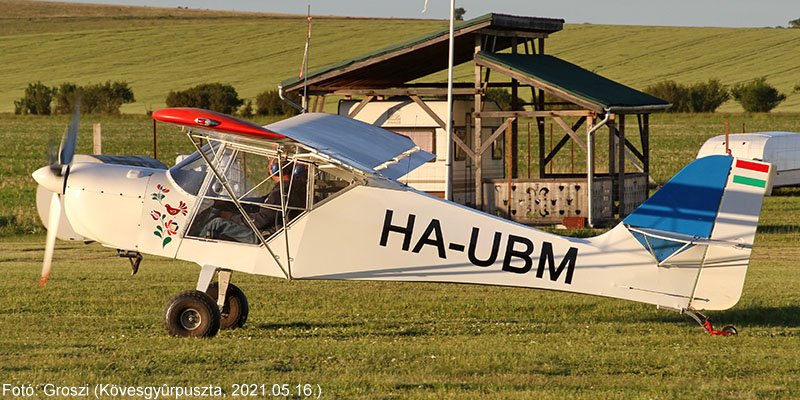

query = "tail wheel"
721;325;738;336
206;282;249;330
164;290;221;337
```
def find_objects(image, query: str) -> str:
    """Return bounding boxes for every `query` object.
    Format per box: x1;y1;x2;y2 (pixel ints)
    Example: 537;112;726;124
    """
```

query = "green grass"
1;1;800;114
2;218;800;398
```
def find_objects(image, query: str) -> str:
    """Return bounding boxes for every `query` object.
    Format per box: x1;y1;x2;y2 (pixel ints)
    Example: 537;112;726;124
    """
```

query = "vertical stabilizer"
622;155;772;310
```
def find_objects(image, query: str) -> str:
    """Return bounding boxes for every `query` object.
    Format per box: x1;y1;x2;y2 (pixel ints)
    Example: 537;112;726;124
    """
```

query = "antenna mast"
300;4;312;113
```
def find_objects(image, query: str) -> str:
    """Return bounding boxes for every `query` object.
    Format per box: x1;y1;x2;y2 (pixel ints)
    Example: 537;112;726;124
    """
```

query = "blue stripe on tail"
624;155;732;239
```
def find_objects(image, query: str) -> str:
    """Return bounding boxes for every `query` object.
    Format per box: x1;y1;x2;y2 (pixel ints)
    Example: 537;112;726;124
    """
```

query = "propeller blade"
40;192;61;287
59;100;80;168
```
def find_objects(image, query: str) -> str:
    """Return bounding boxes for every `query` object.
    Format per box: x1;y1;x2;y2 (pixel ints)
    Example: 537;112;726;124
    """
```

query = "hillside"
0;1;798;113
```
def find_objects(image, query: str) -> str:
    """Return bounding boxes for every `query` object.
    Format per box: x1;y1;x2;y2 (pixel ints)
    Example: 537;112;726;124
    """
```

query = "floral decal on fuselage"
149;184;187;248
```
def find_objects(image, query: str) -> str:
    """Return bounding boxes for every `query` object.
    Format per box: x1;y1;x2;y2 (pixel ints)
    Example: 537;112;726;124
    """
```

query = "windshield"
168;142;221;195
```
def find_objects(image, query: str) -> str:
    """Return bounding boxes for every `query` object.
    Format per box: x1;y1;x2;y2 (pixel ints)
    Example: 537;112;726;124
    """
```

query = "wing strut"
189;135;292;280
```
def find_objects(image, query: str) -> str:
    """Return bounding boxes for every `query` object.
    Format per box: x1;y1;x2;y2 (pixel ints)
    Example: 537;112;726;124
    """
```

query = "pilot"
199;159;308;244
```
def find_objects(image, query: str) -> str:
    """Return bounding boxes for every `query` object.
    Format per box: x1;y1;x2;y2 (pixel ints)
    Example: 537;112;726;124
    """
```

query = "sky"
62;0;799;28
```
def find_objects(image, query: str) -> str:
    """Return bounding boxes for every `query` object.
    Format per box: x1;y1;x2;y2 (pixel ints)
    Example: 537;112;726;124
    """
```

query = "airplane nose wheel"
206;282;249;330
164;290;221;337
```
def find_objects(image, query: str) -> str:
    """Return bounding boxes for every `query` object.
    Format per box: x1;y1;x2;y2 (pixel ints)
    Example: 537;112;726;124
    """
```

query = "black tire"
721;324;738;336
163;290;221;337
206;282;249;330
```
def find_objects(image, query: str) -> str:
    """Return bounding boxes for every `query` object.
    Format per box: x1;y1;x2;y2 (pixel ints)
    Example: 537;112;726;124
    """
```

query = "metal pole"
153;119;157;159
444;0;456;201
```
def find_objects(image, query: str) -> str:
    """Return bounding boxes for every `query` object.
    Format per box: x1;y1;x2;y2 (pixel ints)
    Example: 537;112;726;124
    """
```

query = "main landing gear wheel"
206;282;249;330
163;290;221;337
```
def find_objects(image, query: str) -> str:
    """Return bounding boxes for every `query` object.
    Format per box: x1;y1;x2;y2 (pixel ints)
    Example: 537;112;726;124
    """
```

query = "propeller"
37;99;80;287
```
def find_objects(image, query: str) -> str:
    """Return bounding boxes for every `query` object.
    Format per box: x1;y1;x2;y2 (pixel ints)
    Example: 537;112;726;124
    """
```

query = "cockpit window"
168;142;220;195
186;146;311;245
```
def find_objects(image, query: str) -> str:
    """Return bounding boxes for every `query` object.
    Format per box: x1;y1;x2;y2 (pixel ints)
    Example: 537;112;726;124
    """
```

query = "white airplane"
32;107;774;337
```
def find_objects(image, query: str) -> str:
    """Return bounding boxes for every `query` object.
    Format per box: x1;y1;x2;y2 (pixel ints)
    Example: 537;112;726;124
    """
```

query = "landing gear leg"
685;309;737;336
206;270;249;330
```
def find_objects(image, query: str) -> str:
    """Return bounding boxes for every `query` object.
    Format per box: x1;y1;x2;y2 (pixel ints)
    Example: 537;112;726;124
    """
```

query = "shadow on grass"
255;321;432;338
638;305;800;328
756;224;800;234
718;305;800;328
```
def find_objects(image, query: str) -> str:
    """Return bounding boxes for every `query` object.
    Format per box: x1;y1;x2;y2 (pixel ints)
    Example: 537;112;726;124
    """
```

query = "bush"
14;81;53;115
254;89;301;116
52;81;134;115
82;81;135;114
643;80;689;112
686;79;729;112
732;77;786;112
53;82;79;115
166;83;243;114
645;79;730;113
239;100;254;118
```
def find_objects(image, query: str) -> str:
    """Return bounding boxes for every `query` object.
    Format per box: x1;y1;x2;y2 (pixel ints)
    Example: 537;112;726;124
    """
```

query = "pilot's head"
270;160;307;182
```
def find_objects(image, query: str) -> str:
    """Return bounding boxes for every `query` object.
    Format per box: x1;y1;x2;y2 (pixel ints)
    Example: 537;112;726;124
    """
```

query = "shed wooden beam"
410;95;447;130
479;29;548;39
552;116;587;151
542;116;586;167
474;110;593;118
479;118;516;154
409;95;477;162
331;88;476;97
348;95;375;118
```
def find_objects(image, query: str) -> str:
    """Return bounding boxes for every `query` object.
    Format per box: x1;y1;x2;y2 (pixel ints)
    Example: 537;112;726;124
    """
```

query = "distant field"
1;1;799;114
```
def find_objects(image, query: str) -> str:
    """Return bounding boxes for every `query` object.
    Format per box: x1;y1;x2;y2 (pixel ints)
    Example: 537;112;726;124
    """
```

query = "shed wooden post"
473;35;484;209
642;114;650;181
608;120;616;212
92;123;102;154
510;36;519;178
618;114;626;216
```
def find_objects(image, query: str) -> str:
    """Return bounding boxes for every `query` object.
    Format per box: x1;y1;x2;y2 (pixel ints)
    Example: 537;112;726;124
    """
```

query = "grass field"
2;111;800;398
1;1;800;114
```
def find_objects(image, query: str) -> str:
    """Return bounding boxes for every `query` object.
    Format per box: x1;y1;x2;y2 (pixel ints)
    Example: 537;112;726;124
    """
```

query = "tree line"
644;77;787;113
14;78;791;116
14;82;301;117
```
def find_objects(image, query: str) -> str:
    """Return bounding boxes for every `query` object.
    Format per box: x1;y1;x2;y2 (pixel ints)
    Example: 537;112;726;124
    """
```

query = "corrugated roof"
280;13;564;92
475;52;671;113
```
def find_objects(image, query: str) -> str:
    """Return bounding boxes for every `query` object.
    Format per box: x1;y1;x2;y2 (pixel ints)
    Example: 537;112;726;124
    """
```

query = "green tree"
13;81;53;115
643;80;689;112
732;77;786;112
166;83;242;114
686;79;729;113
53;82;79;115
789;18;800;28
254;90;301;116
454;7;466;21
82;81;135;114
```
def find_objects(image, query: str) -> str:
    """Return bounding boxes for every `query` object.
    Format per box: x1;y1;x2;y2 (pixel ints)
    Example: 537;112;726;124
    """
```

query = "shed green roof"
280;13;564;92
475;52;671;113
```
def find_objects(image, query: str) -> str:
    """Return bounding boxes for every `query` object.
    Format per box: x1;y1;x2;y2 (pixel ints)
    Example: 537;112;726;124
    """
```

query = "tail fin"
623;155;773;310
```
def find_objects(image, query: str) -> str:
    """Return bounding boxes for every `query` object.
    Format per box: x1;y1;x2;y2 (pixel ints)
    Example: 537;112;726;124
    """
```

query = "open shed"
280;13;670;227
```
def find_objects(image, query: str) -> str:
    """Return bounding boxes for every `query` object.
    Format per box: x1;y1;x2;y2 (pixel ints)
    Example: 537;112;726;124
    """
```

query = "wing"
152;108;434;179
